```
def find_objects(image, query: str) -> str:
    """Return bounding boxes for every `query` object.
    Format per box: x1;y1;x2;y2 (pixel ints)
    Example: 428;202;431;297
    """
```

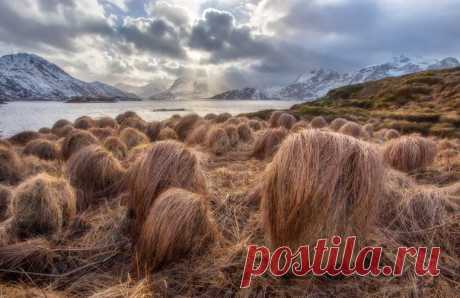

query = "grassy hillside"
253;67;460;137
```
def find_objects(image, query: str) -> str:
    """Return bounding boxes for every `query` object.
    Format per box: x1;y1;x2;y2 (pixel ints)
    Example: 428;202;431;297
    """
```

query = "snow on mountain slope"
0;53;137;100
276;55;460;100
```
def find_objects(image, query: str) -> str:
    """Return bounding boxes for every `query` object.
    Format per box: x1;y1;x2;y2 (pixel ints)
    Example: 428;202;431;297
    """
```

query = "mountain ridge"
212;55;460;100
0;53;138;101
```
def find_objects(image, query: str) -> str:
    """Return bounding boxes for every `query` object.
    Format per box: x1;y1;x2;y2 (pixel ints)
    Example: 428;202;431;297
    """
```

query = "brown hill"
252;67;460;137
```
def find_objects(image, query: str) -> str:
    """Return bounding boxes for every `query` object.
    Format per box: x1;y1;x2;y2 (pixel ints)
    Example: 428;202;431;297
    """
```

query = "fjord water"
0;100;301;137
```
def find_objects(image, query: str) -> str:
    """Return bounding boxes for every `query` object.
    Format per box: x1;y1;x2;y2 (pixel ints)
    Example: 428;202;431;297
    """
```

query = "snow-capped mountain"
210;87;269;100
0;53;137;100
149;76;209;100
276;55;460;100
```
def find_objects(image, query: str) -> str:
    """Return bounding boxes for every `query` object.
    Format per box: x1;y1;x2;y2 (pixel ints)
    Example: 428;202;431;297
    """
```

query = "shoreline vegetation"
0;68;459;296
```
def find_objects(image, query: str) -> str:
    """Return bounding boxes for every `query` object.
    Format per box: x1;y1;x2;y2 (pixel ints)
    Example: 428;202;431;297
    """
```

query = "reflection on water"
0;100;302;137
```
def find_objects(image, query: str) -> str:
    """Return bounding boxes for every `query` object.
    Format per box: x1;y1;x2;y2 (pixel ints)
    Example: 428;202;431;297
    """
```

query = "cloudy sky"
1;0;459;91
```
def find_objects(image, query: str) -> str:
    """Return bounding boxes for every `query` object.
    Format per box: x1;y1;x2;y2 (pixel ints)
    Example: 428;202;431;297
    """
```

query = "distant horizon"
2;51;459;92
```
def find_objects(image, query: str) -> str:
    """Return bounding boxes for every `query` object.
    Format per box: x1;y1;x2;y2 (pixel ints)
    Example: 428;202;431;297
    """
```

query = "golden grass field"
0;68;459;297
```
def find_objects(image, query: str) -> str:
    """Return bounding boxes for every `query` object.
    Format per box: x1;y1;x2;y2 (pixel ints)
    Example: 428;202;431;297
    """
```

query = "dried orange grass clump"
175;114;201;141
11;173;76;239
0;185;11;221
262;130;384;249
0;146;23;185
120;127;149;150
9;131;41;146
23;139;60;160
237;123;253;142
127;141;207;233
329;118;347;131
206;127;231;155
310;116;327;128
66;145;126;210
384;136;437;172
61;130;99;160
104;136;128;160
252;128;288;160
339;121;363;138
278;113;296;129
136;188;217;273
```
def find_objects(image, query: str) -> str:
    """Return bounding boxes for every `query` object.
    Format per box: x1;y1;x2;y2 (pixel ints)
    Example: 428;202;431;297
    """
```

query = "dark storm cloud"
0;1;112;52
262;0;460;67
189;8;273;62
117;17;187;59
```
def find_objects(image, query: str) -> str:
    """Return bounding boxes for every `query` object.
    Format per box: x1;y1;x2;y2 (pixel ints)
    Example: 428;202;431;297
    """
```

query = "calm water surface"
0;100;302;137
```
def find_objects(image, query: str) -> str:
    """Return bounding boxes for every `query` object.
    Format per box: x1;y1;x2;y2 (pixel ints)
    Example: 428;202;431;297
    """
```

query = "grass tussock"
339;121;363;138
23;139;60;161
237;123;253;142
120;128;149;150
0;185;12;221
0;146;23;185
61;130;99;160
135;188;218;274
96;117;118;129
277;113;296;129
224;125;239;147
384;136;437;172
384;129;400;140
174;114;201;141
145;121;162;142
252;128;288;160
9;131;41;146
66;145;126;210
88;127;115;142
157;127;179;140
329;117;348;131
74;116;96;130
186;123;210;146
206;127;231;155
103;136;128;160
310;116;327;128
1;104;459;296
11;173;76;239
268;111;283;127
127;141;207;234
262;129;384;249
